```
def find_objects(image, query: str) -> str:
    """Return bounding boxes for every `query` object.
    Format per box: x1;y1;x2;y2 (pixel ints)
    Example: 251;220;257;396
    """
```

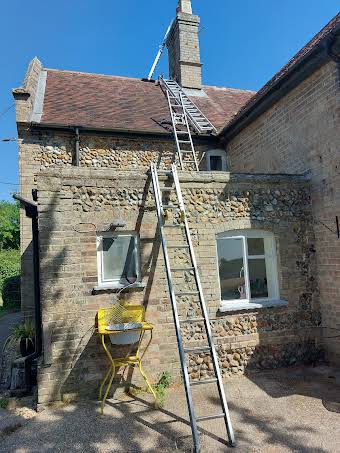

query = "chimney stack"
166;0;202;90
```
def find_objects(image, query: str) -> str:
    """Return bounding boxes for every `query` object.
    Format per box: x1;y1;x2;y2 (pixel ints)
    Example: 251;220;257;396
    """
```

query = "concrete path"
0;366;339;452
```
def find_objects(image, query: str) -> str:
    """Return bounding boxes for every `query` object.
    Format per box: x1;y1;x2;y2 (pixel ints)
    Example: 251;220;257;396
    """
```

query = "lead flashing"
30;70;47;123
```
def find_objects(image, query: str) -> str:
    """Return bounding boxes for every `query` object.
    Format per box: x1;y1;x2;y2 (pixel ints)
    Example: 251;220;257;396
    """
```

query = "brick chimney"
166;0;202;90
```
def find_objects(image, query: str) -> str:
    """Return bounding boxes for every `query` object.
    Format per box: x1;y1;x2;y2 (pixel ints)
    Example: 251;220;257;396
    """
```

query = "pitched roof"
39;69;254;134
220;12;340;138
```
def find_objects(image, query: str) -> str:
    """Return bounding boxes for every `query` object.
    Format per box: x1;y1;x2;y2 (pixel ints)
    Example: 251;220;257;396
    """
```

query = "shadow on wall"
37;175;165;405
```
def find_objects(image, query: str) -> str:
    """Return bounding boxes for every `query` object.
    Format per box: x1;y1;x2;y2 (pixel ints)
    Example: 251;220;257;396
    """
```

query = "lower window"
216;230;279;305
96;232;141;287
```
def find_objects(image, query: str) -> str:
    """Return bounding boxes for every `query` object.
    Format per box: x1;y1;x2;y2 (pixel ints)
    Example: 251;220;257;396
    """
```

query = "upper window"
216;230;279;305
206;149;227;172
96;232;141;287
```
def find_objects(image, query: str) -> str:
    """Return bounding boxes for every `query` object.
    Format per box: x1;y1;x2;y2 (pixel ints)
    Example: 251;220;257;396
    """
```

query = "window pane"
247;238;265;255
210;156;222;171
102;235;136;282
217;238;246;300
248;258;268;298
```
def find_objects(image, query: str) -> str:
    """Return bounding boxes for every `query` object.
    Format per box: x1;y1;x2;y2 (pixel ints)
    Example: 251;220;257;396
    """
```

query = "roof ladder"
150;162;236;452
160;76;217;135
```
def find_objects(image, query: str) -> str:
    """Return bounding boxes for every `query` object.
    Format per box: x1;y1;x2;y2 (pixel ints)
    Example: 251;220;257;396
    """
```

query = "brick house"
13;1;340;407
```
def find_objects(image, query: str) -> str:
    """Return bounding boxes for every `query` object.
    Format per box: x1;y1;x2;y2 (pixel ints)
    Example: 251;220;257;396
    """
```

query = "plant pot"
20;338;35;357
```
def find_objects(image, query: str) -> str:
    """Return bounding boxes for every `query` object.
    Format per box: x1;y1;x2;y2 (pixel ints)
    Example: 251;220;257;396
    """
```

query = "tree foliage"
0;249;20;308
0;201;20;250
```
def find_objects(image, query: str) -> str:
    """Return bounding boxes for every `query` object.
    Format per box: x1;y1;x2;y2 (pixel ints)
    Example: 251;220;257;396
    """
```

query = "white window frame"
216;229;280;309
206;149;228;171
96;231;141;288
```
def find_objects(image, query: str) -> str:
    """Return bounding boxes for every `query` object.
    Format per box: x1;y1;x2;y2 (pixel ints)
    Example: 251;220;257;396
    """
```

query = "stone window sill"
218;299;288;313
92;282;145;293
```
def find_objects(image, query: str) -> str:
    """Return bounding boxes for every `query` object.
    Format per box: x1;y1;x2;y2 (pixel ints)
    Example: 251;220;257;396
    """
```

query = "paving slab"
0;365;339;452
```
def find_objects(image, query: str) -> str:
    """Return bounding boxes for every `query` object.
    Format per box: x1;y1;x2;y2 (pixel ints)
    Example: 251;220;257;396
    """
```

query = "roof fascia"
28;122;218;143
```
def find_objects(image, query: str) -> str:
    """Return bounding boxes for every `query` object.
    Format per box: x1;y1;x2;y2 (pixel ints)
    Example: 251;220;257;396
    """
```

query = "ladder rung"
184;346;211;353
182;160;196;163
179;317;205;323
167;245;189;249
175;291;199;296
171;267;195;271
191;378;217;386
176;131;190;134
162;204;178;209
196;414;225;422
180;150;194;153
178;140;191;143
163;224;185;228
157;170;172;176
159;187;173;191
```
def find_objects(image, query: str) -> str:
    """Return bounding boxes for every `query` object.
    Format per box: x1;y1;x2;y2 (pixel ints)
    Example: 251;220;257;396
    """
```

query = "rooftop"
37;69;254;135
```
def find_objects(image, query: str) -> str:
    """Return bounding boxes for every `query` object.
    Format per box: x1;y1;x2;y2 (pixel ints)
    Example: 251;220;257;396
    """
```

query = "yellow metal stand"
97;306;157;414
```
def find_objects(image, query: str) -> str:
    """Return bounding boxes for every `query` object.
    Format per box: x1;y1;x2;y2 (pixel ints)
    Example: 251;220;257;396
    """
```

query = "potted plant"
12;321;35;357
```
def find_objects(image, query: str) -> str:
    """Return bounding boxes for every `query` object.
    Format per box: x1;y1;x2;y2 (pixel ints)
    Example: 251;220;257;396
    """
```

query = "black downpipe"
74;127;80;166
31;212;42;357
13;193;42;391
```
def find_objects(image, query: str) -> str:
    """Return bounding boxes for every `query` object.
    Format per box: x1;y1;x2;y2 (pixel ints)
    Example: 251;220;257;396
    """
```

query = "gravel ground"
0;365;339;453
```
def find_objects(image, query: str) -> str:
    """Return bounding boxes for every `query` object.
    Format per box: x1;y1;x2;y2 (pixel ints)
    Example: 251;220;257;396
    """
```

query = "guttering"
219;22;340;143
13;193;42;390
27;122;218;143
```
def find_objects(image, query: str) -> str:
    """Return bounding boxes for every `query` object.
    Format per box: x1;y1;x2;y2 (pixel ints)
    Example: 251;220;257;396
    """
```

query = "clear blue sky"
0;0;338;201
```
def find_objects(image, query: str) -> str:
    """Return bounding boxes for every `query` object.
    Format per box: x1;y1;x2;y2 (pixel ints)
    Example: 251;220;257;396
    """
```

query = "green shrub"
0;249;20;309
153;371;172;407
12;321;35;340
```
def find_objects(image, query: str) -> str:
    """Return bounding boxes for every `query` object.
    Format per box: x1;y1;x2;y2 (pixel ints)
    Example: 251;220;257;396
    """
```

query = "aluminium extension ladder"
150;163;235;452
165;89;199;171
160;77;217;135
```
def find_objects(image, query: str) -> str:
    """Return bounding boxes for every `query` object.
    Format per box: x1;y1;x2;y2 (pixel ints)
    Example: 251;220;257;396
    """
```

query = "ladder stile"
166;90;185;170
150;161;236;451
179;92;199;171
172;164;236;447
150;163;201;452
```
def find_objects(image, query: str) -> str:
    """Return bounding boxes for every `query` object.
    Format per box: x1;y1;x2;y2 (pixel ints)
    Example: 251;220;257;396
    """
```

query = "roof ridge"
203;85;255;94
44;68;155;83
44;68;256;94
